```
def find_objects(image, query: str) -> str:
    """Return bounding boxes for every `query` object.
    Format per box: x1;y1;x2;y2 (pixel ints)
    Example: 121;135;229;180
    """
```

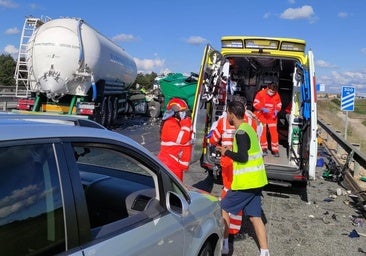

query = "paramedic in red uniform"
253;82;282;157
158;98;193;181
208;96;261;239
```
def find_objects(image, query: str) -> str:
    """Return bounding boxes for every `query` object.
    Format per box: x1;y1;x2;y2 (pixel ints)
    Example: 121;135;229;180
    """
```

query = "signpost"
341;86;355;140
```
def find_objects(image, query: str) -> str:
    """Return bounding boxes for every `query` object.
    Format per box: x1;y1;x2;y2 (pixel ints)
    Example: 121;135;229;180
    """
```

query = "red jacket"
253;88;282;124
158;116;193;178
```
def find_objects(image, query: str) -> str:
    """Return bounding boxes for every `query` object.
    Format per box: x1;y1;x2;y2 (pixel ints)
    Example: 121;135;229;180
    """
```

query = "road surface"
116;117;366;256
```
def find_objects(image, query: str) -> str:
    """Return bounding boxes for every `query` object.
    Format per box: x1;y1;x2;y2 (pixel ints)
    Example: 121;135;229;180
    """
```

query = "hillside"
317;98;366;153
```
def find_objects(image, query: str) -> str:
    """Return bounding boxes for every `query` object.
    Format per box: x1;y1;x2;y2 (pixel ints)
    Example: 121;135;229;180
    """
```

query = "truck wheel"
111;97;118;125
106;97;112;128
99;97;107;127
148;101;161;118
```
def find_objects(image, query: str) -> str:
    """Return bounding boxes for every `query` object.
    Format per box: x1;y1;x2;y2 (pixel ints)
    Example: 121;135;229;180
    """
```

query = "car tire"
198;240;213;256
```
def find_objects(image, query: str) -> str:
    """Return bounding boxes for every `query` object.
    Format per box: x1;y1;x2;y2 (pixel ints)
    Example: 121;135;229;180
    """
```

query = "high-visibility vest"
231;122;268;190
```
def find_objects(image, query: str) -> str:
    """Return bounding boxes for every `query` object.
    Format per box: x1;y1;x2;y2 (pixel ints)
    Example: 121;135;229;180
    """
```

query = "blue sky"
1;0;366;93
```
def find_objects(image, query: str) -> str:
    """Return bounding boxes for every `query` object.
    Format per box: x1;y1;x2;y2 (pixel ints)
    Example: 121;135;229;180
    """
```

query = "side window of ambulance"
0;144;65;256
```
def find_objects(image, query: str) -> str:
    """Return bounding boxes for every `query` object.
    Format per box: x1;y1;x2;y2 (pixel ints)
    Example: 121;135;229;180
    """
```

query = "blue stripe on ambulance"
298;63;311;120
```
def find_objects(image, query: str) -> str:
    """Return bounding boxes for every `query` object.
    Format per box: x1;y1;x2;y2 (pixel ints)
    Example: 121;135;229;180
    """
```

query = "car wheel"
198;240;213;256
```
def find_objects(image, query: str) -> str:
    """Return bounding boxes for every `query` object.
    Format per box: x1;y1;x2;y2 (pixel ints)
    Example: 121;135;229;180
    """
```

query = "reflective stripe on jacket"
158;116;192;171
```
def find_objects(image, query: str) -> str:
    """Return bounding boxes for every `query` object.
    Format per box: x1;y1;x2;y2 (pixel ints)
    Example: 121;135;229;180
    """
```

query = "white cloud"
185;36;207;45
0;0;18;8
318;70;366;93
338;12;348;18
134;57;165;73
280;5;315;20
0;184;41;219
112;33;138;42
4;44;18;55
317;60;337;68
5;27;19;35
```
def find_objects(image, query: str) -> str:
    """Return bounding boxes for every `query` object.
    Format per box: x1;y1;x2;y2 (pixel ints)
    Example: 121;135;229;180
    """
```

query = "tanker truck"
14;17;137;127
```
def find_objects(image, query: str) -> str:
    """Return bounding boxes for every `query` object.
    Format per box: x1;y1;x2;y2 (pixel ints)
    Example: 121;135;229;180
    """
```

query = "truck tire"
106;96;112;128
100;97;108;127
94;97;106;126
148;101;161;118
111;97;118;125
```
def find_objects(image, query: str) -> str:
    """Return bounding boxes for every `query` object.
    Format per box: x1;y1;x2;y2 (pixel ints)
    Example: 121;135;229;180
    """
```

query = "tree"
134;72;158;90
0;54;16;86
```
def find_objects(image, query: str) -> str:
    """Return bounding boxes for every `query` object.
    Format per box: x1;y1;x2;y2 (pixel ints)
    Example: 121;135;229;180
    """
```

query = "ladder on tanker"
14;16;50;98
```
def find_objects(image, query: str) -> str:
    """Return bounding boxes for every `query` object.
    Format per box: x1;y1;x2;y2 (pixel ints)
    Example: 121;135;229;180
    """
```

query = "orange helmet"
166;98;188;112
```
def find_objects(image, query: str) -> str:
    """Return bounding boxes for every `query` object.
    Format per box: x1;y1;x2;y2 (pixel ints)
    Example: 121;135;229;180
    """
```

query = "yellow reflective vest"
231;122;268;190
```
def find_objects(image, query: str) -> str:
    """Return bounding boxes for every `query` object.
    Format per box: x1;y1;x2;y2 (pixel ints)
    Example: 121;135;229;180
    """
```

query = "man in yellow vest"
217;100;270;256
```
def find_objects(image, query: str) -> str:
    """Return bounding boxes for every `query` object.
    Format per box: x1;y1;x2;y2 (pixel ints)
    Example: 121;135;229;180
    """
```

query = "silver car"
0;116;224;256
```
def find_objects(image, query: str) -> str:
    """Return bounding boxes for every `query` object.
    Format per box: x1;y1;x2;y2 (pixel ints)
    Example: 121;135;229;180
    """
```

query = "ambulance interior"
222;56;299;164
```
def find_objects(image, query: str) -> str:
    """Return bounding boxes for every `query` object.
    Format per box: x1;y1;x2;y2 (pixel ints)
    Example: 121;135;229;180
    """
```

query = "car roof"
0;114;143;151
0;112;106;129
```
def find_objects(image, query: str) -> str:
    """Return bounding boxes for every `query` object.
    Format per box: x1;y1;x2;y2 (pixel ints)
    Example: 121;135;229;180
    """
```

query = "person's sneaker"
222;247;229;255
259;250;270;256
262;149;268;156
272;151;280;157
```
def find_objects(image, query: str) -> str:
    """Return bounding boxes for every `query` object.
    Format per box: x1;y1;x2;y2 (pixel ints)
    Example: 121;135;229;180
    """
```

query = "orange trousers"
221;156;243;235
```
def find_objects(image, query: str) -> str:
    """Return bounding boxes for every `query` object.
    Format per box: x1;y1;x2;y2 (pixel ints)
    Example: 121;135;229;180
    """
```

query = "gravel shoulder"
184;158;366;256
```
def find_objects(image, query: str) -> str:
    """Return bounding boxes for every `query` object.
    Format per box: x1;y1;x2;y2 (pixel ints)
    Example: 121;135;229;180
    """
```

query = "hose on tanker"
91;76;97;101
77;19;85;68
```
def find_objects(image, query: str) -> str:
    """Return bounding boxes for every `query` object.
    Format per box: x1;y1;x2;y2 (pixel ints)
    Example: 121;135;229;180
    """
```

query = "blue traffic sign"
341;86;355;111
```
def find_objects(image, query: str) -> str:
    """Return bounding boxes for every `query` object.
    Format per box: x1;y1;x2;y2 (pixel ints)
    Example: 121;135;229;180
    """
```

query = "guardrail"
0;86;24;111
318;119;366;175
318;119;366;213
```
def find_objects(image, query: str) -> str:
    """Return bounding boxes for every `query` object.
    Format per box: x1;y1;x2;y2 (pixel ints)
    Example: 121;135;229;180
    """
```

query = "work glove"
261;108;270;113
206;130;214;139
274;110;279;117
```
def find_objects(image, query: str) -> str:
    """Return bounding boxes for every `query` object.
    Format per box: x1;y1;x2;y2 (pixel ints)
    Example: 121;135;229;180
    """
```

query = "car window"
74;146;151;176
73;144;160;231
0;144;65;256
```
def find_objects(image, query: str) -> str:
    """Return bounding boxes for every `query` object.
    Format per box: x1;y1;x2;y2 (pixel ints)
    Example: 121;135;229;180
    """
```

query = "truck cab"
191;36;317;186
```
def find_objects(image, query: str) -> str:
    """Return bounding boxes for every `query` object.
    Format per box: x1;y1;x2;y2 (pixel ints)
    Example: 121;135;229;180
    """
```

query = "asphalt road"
115;117;366;256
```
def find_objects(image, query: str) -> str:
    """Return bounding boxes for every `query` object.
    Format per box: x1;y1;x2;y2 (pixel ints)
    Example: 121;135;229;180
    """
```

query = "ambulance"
191;36;317;186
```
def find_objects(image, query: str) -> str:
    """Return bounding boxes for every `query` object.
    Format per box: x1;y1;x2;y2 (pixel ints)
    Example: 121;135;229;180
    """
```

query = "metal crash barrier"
318;119;366;215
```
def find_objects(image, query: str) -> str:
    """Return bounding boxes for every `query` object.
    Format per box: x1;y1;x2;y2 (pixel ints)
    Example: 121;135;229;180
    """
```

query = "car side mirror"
166;191;189;217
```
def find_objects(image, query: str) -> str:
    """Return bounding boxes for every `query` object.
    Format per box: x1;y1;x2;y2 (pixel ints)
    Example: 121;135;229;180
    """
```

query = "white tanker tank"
27;17;137;101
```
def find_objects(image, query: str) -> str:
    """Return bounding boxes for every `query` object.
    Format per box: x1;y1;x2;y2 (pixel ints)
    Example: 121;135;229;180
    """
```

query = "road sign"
341;86;355;111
